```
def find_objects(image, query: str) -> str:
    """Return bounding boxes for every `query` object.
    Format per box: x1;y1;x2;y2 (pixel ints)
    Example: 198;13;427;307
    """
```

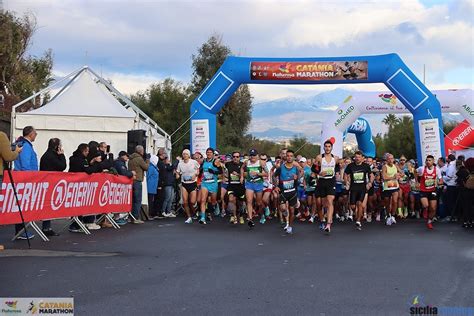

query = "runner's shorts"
382;188;399;198
245;181;264;193
227;184;246;200
349;188;367;205
318;178;336;197
201;181;218;194
280;190;298;207
182;182;197;193
420;191;437;201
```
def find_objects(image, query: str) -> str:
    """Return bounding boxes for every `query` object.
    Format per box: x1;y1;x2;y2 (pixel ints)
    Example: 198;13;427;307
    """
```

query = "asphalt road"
1;217;473;316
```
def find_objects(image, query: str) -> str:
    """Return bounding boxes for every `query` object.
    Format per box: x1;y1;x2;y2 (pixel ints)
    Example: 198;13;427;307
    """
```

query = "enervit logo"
99;181;110;207
51;180;68;210
452;125;473;146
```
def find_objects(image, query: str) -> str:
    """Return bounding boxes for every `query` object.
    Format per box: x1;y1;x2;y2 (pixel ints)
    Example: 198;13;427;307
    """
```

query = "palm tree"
382;114;400;129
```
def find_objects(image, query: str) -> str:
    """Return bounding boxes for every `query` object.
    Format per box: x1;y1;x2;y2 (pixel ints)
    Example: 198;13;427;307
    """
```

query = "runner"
274;150;303;234
365;156;376;222
260;153;273;224
304;158;317;223
382;153;401;226
314;140;339;233
225;152;245;225
296;157;309;221
219;154;231;218
176;149;200;224
344;151;373;230
407;160;420;218
198;148;222;225
241;149;267;228
417;155;443;230
309;160;322;224
397;155;410;219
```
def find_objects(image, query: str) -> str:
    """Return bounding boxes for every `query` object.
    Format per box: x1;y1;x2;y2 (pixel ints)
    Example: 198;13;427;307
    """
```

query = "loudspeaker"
127;130;146;154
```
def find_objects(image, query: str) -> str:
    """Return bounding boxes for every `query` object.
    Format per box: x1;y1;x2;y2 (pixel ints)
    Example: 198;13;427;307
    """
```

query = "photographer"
0;131;22;246
128;145;150;224
13;126;39;240
39;138;67;237
113;151;135;226
98;141;114;170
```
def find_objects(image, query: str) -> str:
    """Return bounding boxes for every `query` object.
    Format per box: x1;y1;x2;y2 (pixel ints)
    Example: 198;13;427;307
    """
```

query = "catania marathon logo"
27;301;74;315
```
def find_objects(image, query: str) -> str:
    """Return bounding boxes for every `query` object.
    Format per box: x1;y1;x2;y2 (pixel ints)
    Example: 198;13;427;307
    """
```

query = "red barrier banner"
0;171;133;225
250;61;368;81
444;119;474;155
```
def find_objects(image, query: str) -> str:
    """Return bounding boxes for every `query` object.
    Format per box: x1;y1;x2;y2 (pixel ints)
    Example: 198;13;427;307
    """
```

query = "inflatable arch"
344;118;376;157
190;54;444;161
321;89;472;161
445;119;474;155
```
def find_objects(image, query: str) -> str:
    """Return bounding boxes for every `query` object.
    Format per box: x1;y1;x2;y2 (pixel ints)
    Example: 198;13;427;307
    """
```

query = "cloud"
5;0;472;101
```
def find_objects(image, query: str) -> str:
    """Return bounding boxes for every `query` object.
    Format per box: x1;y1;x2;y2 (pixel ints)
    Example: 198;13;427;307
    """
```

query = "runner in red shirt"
416;155;443;230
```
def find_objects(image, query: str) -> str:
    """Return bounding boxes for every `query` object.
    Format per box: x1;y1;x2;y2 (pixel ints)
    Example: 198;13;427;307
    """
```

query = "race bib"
353;172;365;184
425;178;435;188
282;179;295;191
323;168;334;177
183;175;193;182
203;171;214;182
230;174;240;182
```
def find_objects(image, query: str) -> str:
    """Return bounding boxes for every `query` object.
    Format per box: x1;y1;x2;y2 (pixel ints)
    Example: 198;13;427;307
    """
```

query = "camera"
11;142;23;151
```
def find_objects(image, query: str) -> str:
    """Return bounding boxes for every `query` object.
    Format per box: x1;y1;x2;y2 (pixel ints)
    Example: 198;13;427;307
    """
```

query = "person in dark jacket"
98;141;114;170
160;153;178;217
68;143;102;232
39;138;67;237
457;157;474;228
113;151;135;225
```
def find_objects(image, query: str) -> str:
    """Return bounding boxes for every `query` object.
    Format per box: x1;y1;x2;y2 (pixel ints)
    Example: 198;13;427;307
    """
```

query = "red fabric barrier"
444;120;474;155
0;171;133;225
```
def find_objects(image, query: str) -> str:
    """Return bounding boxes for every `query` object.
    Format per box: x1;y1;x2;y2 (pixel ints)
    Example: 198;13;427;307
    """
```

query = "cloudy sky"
5;0;473;102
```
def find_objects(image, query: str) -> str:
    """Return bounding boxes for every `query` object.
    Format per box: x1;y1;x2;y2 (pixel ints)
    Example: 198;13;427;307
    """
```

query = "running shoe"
347;214;353;221
319;222;326;230
335;213;340;221
416;211;420;219
376;214;381;222
264;207;270;217
355;221;362;231
324;224;331;234
248;219;255;228
16;232;35;240
199;219;207;225
422;209;428;219
185;218;193;224
427;221;433;230
286;226;293;234
397;208;403;218
260;215;266;224
214;204;221;216
403;208;408;218
230;216;235;223
309;216;315;224
283;222;289;231
385;216;393;226
233;217;238;225
391;216;397;225
280;220;286;228
366;215;372;223
239;216;245;225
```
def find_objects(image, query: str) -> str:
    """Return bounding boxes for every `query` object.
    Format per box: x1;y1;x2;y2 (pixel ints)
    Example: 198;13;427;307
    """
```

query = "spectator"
443;154;458;221
156;148;167;218
68;143;103;232
457;158;474;228
161;153;178;217
13;126;39;240
147;154;159;218
39;138;67;237
98;141;114;170
128;145;150;224
0;131;22;247
112;151;135;226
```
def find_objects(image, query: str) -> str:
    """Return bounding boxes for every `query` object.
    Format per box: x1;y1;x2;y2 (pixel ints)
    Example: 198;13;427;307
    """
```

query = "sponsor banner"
445;120;474;154
0;171;132;225
418;118;442;160
250;61;368;81
191;119;210;154
1;297;74;315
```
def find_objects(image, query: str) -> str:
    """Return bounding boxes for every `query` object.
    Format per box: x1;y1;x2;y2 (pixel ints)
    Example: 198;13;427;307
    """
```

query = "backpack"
465;172;474;190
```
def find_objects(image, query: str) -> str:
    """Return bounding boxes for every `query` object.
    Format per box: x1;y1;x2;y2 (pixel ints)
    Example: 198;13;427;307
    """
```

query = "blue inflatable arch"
190;54;444;161
346;118;376;158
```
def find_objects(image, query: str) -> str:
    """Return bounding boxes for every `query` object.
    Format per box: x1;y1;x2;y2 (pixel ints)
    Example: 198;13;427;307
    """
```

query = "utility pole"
423;64;426;85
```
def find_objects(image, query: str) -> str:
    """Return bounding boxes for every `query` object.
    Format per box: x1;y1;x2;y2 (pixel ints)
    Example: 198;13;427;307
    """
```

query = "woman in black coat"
38;138;67;236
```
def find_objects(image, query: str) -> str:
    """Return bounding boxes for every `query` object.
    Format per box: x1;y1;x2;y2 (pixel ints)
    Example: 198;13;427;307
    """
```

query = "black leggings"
459;188;474;222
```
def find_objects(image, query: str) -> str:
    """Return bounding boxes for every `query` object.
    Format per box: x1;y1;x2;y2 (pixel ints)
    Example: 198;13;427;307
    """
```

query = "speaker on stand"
127;130;147;154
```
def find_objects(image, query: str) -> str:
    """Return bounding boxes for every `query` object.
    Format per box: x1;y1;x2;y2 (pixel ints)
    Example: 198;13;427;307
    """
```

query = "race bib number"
425;178;435;188
323;168;334;177
230;174;240;182
282;180;295;191
353;172;365;184
183;175;193;182
203;171;214;182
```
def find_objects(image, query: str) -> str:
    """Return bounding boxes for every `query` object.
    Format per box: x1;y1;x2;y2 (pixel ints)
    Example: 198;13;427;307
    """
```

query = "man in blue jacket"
13;126;39;240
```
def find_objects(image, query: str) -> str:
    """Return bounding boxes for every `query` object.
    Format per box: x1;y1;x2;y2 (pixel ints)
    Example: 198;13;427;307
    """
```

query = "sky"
4;0;474;103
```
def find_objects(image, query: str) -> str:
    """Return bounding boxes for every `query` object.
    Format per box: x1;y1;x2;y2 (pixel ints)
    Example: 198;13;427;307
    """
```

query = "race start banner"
250;61;368;81
0;171;133;225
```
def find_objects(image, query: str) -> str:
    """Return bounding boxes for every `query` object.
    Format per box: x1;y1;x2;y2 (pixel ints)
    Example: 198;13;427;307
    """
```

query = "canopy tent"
11;66;171;163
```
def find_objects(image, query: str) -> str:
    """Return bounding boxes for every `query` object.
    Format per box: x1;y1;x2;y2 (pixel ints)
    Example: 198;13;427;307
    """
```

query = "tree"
131;78;192;157
382;114;400;130
381;115;416;158
191;34;252;153
443;121;458;135
0;11;53;108
288;136;320;159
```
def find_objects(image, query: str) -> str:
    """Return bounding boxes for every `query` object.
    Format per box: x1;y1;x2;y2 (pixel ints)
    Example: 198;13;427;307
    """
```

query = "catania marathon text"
0;180;132;213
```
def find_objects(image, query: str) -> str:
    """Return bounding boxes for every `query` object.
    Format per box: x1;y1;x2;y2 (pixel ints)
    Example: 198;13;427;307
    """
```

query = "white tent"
11;66;171;162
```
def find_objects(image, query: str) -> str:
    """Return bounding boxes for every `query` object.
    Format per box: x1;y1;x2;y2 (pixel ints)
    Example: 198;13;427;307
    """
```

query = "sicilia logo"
278;63;291;73
378;93;397;105
5;301;17;308
409;295;438;315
